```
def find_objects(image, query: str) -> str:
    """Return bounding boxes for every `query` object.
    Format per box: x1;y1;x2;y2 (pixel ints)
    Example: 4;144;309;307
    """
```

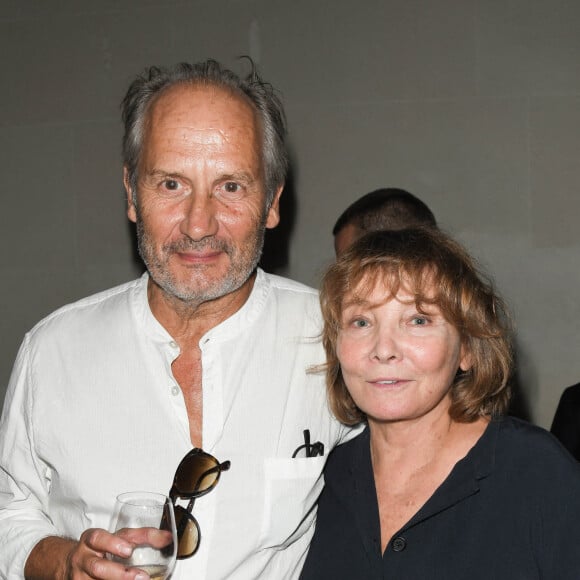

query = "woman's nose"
371;329;402;363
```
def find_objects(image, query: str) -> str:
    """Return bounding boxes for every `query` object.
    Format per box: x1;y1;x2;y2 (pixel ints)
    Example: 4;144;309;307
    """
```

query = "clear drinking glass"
110;491;177;580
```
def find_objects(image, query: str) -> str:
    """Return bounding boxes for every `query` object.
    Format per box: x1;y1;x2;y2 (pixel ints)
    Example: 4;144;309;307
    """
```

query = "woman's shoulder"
497;415;568;447
325;425;370;477
494;415;580;475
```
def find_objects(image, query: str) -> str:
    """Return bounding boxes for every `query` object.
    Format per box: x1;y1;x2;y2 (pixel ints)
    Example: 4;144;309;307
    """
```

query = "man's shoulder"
28;277;144;339
262;271;318;298
257;271;321;322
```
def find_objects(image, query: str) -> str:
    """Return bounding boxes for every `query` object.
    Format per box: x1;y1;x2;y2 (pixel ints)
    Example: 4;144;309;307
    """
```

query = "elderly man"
0;60;349;579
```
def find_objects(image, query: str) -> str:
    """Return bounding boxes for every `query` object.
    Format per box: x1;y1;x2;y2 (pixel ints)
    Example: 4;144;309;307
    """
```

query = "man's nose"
180;192;219;241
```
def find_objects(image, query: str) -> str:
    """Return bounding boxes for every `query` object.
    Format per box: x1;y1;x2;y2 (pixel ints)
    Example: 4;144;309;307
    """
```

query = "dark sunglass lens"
175;451;219;495
175;505;200;559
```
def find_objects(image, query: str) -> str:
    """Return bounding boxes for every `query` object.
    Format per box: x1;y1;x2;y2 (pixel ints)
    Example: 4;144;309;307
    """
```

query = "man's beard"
135;210;267;305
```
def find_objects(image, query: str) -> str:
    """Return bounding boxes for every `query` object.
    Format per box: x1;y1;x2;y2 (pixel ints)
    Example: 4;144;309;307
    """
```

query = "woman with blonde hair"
301;227;580;579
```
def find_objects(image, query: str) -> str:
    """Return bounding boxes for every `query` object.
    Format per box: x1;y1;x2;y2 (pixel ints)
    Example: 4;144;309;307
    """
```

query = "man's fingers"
84;556;149;580
115;527;173;550
66;526;173;578
67;528;148;579
81;528;133;558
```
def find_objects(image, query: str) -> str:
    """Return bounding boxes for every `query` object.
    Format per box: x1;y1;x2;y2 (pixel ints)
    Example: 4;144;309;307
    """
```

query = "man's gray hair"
121;58;288;206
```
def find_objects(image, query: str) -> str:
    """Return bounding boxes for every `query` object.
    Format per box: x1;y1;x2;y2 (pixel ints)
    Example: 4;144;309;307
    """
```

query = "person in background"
551;382;580;460
332;188;437;256
0;59;350;580
301;227;580;579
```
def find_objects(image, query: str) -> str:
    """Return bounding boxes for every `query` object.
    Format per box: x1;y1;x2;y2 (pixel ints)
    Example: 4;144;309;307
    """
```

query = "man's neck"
147;272;257;345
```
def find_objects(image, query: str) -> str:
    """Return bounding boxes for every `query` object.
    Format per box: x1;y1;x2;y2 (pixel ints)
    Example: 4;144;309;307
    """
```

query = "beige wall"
1;0;579;428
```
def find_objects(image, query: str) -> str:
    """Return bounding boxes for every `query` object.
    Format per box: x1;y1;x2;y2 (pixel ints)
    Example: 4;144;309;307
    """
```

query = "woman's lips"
369;379;410;387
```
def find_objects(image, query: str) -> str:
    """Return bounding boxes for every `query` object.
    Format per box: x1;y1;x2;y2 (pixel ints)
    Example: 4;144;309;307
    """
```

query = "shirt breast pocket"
259;456;326;549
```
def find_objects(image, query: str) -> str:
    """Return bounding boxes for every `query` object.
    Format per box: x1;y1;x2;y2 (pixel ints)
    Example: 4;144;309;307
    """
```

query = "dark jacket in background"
551;382;580;461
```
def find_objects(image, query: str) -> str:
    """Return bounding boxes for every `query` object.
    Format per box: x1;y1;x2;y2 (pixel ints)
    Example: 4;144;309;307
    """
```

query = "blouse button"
171;385;180;396
392;536;407;552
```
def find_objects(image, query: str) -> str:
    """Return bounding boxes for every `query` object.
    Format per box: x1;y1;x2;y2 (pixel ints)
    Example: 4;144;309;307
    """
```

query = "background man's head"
333;187;437;256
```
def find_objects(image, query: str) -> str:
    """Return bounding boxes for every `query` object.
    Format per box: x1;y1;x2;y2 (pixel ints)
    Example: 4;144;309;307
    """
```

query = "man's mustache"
163;236;232;255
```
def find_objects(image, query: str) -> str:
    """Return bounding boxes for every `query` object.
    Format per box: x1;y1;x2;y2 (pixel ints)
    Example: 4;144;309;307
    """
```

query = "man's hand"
24;530;150;579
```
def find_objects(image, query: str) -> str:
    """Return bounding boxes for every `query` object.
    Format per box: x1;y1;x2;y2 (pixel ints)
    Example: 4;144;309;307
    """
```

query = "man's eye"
223;182;241;194
163;179;179;191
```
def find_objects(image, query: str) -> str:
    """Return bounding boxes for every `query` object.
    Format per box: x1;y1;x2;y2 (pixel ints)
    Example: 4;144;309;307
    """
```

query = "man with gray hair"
0;59;349;579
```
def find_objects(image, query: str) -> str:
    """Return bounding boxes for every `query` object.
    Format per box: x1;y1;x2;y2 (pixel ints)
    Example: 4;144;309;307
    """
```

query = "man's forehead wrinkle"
157;123;252;147
139;82;264;186
144;84;261;151
151;83;256;124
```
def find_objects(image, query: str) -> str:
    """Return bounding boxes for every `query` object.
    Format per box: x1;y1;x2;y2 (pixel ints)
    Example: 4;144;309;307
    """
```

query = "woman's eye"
411;316;429;326
352;318;369;328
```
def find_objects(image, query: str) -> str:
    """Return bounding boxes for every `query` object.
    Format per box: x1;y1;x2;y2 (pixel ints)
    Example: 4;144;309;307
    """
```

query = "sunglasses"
169;448;231;559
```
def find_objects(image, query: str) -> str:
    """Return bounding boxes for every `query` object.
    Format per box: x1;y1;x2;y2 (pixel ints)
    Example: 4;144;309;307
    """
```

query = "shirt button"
392;536;407;552
171;385;180;396
169;341;178;349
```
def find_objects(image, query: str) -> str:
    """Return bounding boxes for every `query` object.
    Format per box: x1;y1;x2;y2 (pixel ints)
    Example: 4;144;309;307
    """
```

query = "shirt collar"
132;272;173;343
132;269;271;344
402;417;501;531
201;268;270;343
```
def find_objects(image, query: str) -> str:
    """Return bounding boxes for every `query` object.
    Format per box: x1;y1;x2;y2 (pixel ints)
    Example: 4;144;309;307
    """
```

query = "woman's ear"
459;344;473;372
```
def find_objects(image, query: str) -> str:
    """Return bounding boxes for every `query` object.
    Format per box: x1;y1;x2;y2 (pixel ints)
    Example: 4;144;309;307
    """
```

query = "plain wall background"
1;0;579;429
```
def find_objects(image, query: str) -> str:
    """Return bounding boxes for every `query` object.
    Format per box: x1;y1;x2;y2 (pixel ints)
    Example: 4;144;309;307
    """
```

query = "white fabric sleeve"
0;335;59;579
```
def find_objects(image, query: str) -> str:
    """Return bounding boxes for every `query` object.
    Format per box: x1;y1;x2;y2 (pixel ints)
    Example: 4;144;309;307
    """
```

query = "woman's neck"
368;407;490;486
369;411;490;554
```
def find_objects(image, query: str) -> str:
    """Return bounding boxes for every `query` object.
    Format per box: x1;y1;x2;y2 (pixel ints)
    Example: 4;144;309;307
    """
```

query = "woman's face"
337;279;471;426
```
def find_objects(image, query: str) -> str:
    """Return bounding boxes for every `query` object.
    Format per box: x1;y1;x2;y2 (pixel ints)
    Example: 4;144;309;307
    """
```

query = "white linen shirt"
0;270;351;579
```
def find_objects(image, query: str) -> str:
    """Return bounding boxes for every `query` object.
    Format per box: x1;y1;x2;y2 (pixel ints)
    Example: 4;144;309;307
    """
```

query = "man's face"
125;84;282;305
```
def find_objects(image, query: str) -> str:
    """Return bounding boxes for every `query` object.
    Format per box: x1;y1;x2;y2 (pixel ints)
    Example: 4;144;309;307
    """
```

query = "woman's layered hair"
320;227;513;425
